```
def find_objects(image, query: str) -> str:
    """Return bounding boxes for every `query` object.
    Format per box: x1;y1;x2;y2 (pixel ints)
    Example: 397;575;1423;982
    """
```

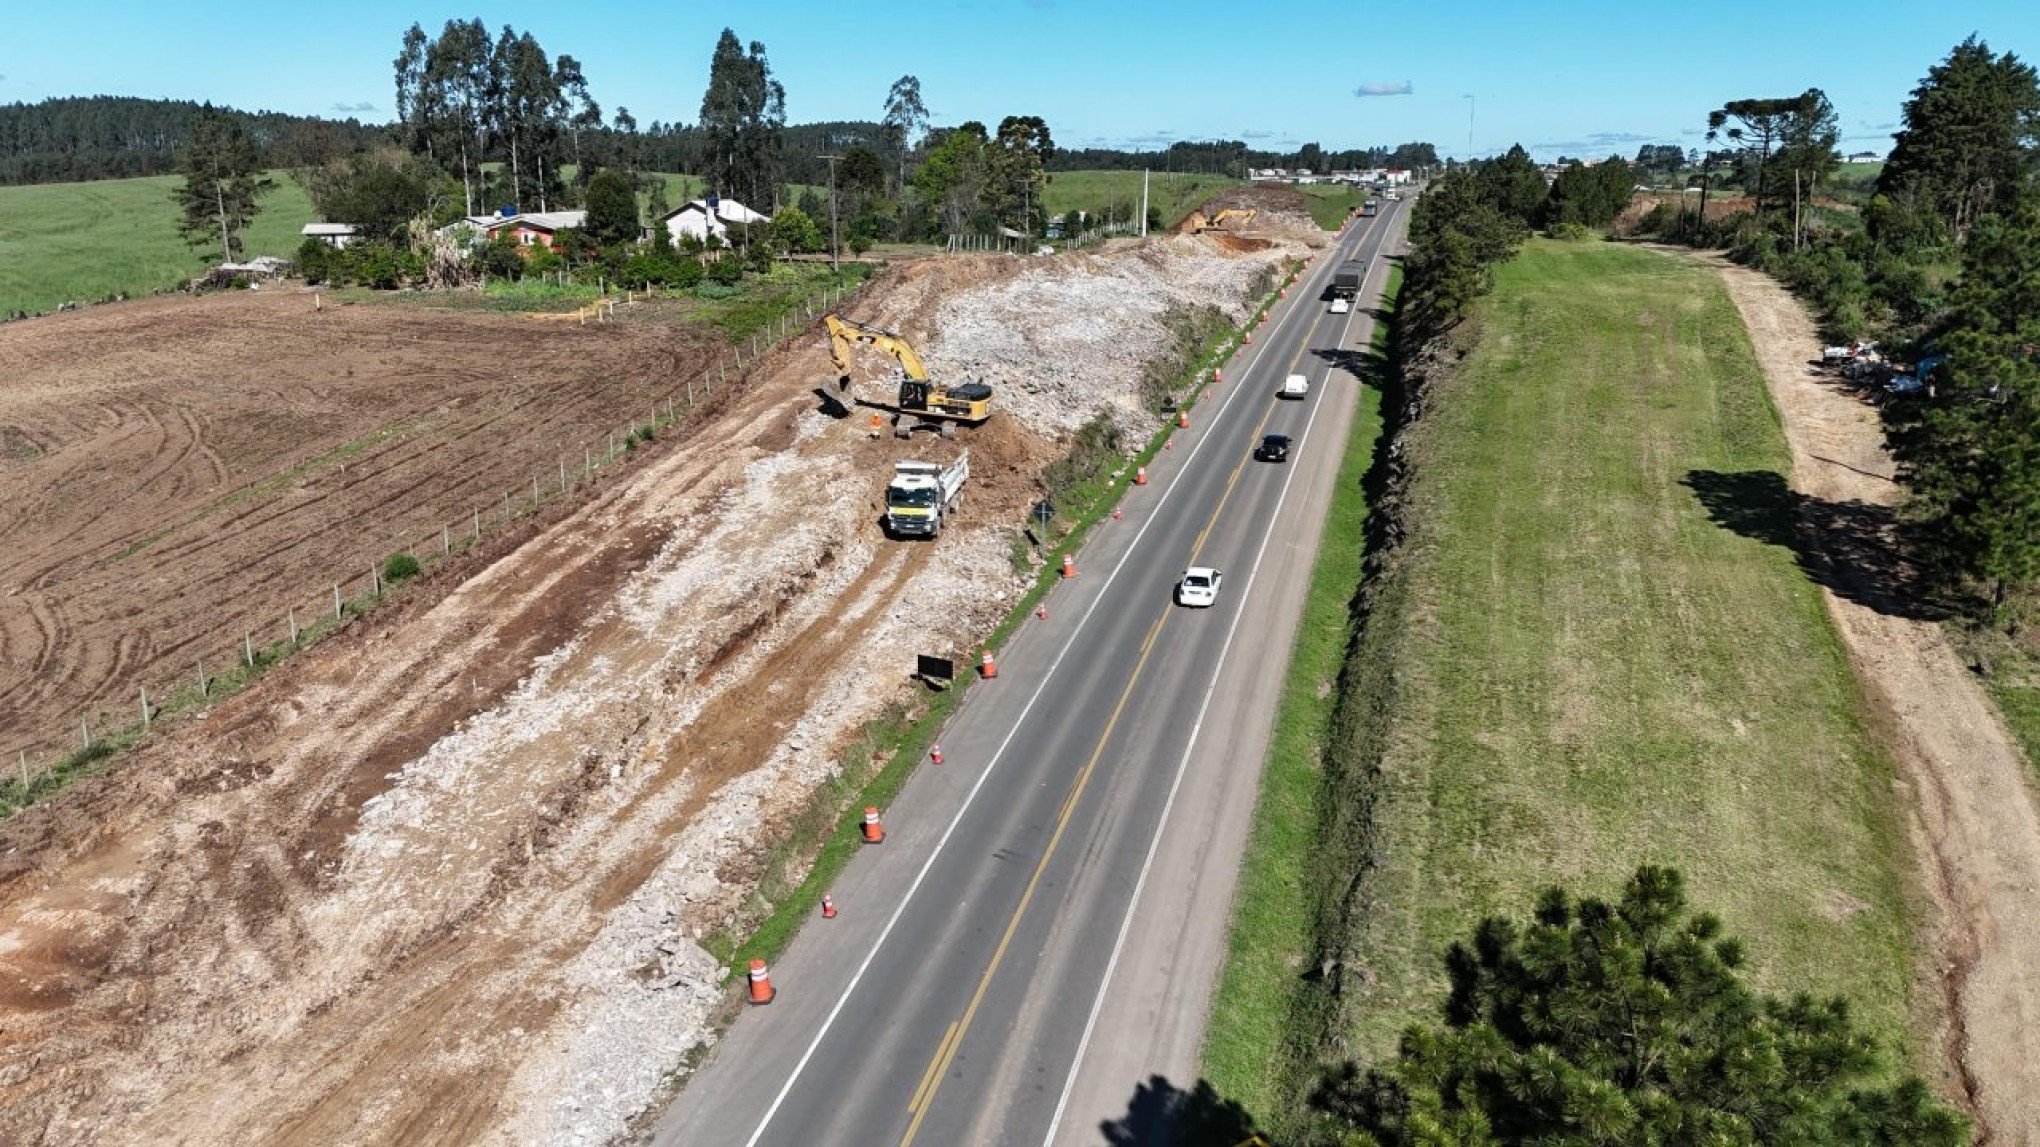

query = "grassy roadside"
1201;267;1397;1118
1043;170;1243;230
1259;239;1922;1131
1291;184;1370;230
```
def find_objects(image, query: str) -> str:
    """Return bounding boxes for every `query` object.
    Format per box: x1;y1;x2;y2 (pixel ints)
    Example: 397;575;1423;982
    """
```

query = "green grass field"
1256;238;1922;1126
0;172;316;313
1290;183;1370;230
1201;268;1395;1119
1042;169;1239;230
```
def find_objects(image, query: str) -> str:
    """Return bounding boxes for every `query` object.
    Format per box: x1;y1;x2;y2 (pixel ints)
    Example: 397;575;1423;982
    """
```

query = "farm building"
435;210;588;253
660;196;770;247
300;222;361;249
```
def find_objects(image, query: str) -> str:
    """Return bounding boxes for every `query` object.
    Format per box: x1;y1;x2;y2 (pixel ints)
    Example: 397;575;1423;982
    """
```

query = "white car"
1176;566;1223;608
1280;373;1310;399
1329;297;1352;314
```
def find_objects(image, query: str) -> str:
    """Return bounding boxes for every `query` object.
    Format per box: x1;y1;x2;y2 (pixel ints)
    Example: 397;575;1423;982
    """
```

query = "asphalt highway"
656;198;1409;1147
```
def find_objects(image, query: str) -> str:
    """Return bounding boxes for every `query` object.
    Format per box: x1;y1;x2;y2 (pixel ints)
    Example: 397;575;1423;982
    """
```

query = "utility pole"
819;153;842;275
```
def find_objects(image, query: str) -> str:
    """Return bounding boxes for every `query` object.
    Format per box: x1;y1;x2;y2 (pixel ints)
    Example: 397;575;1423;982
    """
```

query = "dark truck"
1331;261;1365;299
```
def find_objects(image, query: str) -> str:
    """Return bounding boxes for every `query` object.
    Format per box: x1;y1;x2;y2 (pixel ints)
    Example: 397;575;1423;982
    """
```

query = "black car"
1255;433;1292;462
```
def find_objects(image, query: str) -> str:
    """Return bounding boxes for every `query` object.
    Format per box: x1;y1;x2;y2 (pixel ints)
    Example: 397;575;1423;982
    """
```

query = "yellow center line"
897;246;1361;1145
907;1022;960;1115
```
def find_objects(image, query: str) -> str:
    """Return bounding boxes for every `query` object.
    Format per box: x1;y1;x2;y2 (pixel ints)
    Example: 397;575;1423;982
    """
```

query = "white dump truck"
886;451;969;537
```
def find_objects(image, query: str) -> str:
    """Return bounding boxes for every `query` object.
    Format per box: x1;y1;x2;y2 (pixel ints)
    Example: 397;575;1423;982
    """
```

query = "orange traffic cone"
1112;507;1122;520
1244;330;1252;344
1061;553;1077;579
1036;603;1048;620
868;413;884;437
1214;367;1223;383
1134;467;1148;486
862;807;886;844
981;649;998;679
747;959;776;1005
821;894;838;919
930;743;943;764
1177;410;1190;429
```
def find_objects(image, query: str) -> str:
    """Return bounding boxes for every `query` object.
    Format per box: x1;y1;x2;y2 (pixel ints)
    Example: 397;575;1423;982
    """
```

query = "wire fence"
2;277;871;812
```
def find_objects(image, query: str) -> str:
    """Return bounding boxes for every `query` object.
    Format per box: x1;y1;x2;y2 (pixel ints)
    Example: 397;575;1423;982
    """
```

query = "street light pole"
818;153;842;275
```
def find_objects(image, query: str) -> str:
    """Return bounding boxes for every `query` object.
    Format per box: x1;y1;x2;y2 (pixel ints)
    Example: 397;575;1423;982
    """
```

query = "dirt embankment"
1705;251;2040;1144
0;231;1307;1146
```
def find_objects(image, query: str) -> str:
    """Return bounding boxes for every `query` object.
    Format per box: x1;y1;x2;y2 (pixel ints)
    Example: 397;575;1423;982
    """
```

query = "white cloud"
1353;81;1414;97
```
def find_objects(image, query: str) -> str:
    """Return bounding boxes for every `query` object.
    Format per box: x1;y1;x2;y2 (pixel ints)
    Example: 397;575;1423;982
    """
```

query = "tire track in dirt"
0;290;727;759
1701;249;2040;1144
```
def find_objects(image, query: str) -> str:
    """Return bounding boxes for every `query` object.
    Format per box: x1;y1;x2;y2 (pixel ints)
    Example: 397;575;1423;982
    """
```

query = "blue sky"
4;2;2036;161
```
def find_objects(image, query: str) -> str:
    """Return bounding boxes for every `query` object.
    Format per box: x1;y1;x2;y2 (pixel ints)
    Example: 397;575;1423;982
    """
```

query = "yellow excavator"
1186;207;1257;232
823;314;994;436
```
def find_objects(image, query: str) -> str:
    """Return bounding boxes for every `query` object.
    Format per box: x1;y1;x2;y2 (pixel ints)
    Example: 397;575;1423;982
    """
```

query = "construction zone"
0;188;1331;1145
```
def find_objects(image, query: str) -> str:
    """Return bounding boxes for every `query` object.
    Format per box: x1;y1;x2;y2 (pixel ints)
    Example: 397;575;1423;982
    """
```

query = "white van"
1329;297;1352;314
1280;374;1310;399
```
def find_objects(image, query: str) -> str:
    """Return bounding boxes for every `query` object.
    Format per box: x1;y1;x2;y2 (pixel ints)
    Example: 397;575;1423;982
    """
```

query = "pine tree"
1879;37;2040;241
173;104;273;263
1892;196;2040;621
1305;867;1967;1146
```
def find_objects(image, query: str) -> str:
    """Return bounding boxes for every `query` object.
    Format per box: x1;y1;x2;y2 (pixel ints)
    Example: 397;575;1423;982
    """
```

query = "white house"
660;196;771;246
301;222;360;249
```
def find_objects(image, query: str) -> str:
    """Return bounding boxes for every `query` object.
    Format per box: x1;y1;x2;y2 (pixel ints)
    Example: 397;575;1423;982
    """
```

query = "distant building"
660;196;771;246
436;209;588;252
300;222;360;250
1847;150;1883;164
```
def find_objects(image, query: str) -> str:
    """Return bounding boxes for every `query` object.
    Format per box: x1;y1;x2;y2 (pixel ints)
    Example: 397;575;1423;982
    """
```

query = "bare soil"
0;233;1303;1145
0;289;720;762
1703;250;2040;1144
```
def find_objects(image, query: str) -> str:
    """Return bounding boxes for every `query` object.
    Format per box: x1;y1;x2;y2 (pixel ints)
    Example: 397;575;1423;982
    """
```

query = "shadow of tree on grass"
1681;469;1945;621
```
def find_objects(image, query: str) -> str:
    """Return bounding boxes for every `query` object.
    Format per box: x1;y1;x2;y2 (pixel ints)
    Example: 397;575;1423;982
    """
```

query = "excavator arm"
822;312;994;430
825;314;931;385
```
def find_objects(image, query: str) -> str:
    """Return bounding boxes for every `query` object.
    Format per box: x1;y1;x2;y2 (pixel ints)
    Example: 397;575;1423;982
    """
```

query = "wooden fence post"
502;490;511;522
16;750;26;789
141;686;151;732
197;658;207;697
560;457;568;491
372;562;382;598
443;525;451;556
244;632;255;668
473;509;481;539
334;583;343;620
81;716;91;750
289;607;298;645
532;474;540;507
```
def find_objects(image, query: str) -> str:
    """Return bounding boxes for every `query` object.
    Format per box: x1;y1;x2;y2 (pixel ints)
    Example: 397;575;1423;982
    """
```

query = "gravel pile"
928;236;1301;439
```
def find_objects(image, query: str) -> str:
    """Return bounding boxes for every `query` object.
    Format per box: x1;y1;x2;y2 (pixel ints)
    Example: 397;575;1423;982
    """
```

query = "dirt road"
1708;252;2040;1143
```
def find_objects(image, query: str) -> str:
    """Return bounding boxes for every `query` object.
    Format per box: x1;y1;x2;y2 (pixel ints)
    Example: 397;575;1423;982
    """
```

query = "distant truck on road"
1361;199;1380;217
1331;261;1365;299
886;451;969;537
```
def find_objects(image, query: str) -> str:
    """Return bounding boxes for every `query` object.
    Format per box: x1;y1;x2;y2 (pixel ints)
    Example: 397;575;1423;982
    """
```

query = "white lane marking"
1041;214;1397;1145
734;222;1357;1147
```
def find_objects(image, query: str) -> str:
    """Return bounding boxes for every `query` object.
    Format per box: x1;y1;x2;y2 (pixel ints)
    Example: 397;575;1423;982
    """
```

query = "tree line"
1638;36;2039;626
0;96;381;185
1047;139;1440;175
